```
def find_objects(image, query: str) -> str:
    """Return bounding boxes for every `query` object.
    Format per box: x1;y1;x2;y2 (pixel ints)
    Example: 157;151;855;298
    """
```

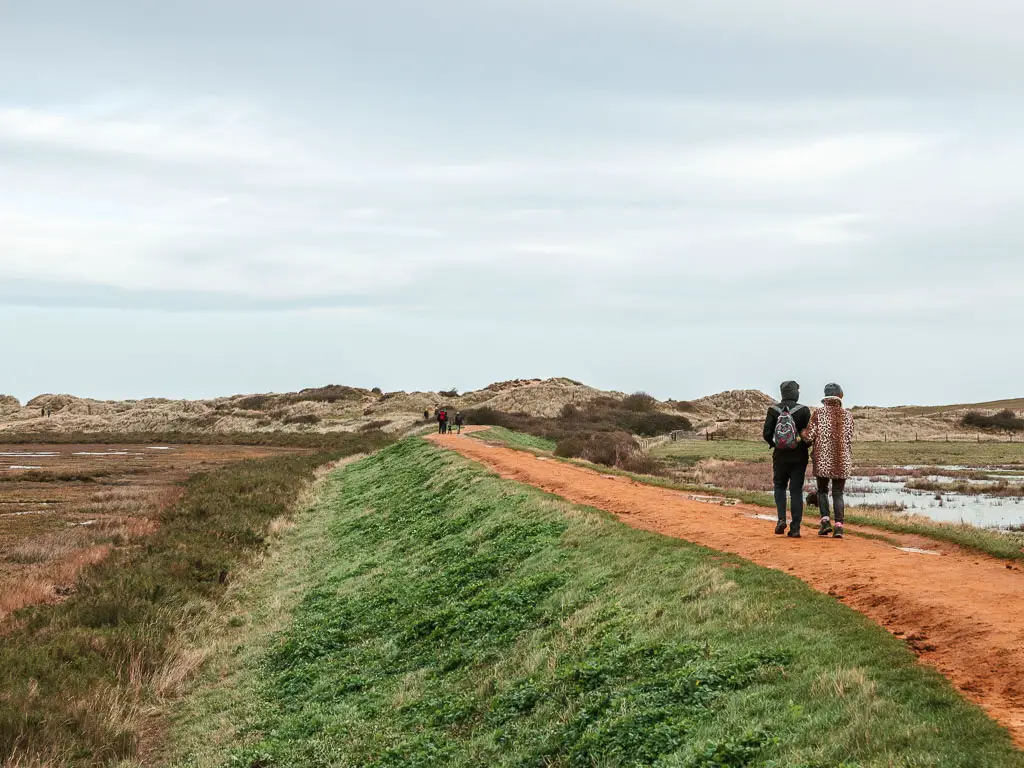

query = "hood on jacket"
780;381;800;402
822;396;844;407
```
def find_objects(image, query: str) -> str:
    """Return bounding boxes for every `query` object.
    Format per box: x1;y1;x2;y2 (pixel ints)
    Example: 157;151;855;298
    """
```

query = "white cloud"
0;103;305;168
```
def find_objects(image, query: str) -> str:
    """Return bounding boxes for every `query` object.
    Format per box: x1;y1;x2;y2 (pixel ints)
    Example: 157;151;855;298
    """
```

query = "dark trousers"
773;458;806;531
438;420;447;434
816;478;846;524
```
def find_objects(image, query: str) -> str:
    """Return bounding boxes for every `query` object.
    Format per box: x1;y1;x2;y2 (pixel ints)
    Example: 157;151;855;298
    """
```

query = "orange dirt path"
428;429;1024;745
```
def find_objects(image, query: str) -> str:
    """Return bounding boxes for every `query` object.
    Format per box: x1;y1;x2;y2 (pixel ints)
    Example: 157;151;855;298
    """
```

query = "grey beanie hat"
780;381;800;401
824;383;844;399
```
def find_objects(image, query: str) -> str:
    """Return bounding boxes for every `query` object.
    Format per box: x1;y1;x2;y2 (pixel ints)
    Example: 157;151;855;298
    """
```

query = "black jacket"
763;399;810;463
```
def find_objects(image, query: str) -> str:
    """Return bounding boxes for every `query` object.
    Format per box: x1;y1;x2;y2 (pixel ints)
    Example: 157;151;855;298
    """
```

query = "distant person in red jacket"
438;409;448;435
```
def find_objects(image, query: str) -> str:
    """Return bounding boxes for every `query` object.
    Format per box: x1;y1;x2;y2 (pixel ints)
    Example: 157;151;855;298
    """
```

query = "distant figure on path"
455;411;464;434
803;383;854;539
438;408;448;435
424;409;430;421
763;381;811;538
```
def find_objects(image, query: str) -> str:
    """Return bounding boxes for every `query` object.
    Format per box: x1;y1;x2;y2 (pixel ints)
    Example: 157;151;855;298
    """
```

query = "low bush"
465;399;691;441
283;385;365;404
359;420;392;432
962;410;1024;432
619;410;692;437
439;388;460;398
622;391;657;412
233;394;275;411
555;431;638;467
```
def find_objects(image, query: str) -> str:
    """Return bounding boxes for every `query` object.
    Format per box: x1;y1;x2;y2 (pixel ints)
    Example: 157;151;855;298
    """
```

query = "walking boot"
833;522;844;539
818;517;834;537
774;520;787;536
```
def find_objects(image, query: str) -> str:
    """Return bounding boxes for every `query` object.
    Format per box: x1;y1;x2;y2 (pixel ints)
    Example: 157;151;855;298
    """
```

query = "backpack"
772;406;800;451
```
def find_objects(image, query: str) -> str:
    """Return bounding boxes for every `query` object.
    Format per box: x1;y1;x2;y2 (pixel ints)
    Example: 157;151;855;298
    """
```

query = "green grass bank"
167;439;1022;767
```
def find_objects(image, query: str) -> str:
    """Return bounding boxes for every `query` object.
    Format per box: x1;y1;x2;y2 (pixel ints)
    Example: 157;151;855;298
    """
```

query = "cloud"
2;1;1024;404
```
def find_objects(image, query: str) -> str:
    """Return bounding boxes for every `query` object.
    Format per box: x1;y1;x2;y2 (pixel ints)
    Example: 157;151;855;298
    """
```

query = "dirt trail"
429;429;1024;745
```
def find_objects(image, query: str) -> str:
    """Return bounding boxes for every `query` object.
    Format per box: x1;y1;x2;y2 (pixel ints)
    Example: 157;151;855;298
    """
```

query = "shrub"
555;431;638;467
439;389;459;398
962;410;1024;432
560;403;579;419
234;394;275;411
622;392;657;412
464;407;513;428
360;420;392;432
618;411;692;437
284;385;364;404
617;453;662;475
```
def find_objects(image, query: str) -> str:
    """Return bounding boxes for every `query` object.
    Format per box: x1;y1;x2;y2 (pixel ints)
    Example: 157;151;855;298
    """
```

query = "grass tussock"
176;439;1024;768
0;431;390;767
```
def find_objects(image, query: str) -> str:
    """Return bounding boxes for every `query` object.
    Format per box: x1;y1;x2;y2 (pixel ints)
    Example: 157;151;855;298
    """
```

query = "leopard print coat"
804;397;854;479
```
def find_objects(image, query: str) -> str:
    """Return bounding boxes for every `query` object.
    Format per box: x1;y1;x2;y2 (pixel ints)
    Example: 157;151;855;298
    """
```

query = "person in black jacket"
763;381;811;537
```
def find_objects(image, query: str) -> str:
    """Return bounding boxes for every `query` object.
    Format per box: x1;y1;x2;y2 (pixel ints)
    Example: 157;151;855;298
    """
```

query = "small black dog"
806;490;819;508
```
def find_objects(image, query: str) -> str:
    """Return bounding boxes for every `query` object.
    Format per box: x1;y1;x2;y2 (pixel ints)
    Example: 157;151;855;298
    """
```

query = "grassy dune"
167;439;1023;767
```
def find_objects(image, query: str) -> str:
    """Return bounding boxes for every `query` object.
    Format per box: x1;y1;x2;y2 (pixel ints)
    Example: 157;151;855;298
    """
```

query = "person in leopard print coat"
802;383;854;538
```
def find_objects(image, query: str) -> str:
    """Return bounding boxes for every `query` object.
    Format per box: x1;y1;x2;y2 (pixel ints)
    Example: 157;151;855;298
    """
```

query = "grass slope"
0;432;389;768
179;439;1022;767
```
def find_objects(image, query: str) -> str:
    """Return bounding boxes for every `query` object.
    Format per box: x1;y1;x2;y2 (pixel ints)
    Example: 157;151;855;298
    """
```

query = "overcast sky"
2;1;1022;406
